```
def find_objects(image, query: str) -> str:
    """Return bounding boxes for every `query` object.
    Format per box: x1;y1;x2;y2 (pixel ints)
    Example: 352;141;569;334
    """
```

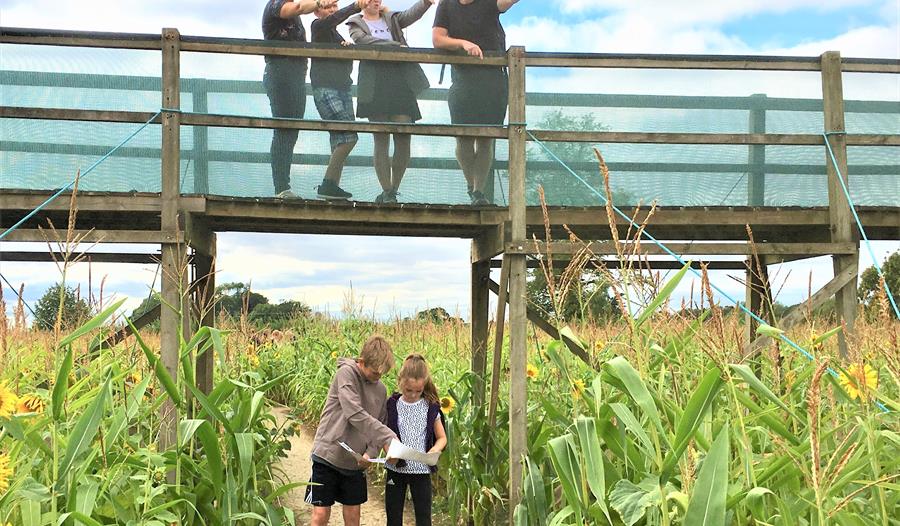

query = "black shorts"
304;460;367;507
448;66;508;125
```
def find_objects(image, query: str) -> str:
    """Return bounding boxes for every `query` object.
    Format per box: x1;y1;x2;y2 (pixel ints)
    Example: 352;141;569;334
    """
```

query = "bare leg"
387;115;412;192
472;137;496;193
342;504;362;526
372;132;392;192
325;139;357;186
455;137;477;192
310;506;332;526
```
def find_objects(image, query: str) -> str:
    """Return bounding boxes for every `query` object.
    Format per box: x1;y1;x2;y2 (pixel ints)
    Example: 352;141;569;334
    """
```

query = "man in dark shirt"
310;1;362;200
262;0;337;198
433;0;520;206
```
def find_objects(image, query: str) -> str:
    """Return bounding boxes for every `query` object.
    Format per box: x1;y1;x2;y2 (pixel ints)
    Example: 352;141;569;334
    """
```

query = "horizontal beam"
0;251;160;263
0;229;183;244
506;240;859;256
528;130;900;146
492;258;753;270
0;192;204;213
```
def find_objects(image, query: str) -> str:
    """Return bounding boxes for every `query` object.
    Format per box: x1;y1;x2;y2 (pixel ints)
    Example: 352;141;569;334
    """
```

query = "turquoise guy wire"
0;111;163;243
525;130;891;413
822;132;900;320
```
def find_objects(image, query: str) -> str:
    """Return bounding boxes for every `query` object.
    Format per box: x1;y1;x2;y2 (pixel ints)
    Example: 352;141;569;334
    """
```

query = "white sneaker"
276;189;298;199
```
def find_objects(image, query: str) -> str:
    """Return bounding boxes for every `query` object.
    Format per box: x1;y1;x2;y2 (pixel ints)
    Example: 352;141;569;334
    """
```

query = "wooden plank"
506;241;858;256
744;257;773;350
193;246;216;395
821;51;858;358
0;229;182;243
506;46;528;516
93;304;161;352
470;259;490;409
529;130;900;146
523;52;823;71
0;251;159;263
0;106;158;123
491;258;752;270
471;223;506;263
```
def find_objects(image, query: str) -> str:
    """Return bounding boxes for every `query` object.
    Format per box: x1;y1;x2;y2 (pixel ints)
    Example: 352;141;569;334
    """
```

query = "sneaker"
375;189;398;204
470;190;490;206
317;180;352;200
276;189;297;199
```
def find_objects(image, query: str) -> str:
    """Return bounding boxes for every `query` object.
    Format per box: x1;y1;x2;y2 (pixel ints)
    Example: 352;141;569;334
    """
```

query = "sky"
1;0;898;321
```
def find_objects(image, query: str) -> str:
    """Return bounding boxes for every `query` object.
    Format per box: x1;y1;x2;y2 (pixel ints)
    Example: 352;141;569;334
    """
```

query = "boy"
310;0;362;200
307;335;397;525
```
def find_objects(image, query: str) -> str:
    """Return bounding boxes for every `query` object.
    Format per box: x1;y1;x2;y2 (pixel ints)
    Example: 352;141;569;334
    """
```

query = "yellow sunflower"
839;363;878;400
440;396;456;414
0;383;18;419
126;371;143;385
0;454;12;493
526;363;539;379
16;394;45;415
330;351;338;359
571;379;586;400
247;354;260;368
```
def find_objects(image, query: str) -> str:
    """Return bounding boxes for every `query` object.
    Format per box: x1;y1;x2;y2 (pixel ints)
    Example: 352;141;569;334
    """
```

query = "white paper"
386;438;441;466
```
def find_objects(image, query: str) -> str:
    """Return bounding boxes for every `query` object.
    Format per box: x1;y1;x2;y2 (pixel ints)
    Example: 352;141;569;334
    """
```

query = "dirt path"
272;407;390;526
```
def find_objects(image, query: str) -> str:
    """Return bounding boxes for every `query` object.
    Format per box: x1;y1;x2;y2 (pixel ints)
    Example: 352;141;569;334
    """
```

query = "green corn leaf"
185;380;234;434
684;428;730;526
131;318;183;407
20;499;41;526
729;363;797;419
179;419;207;448
548;434;584;525
608;477;660;526
59;298;126;347
522;455;548;525
74;478;100;524
755;323;784;339
234;432;256;486
635;262;690;328
57;373;111;489
608;403;655;459
51;344;74;421
575;417;611;523
604;356;668;445
195;420;225;496
661;366;723;482
264;482;311;504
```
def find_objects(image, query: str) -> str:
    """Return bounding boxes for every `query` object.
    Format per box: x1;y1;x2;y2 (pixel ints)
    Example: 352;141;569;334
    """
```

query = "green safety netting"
2;45;898;207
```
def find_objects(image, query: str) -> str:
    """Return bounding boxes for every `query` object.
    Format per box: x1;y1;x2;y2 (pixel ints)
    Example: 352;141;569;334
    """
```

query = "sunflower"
440;396;456;414
526;363;539;379
0;454;12;493
0;383;18;419
126;371;143;385
247;354;260;368
16;394;45;415
571;379;586;400
839;363;878;400
331;351;338;359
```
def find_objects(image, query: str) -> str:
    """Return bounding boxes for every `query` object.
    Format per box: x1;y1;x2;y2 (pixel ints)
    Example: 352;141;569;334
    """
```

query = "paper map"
338;439;441;466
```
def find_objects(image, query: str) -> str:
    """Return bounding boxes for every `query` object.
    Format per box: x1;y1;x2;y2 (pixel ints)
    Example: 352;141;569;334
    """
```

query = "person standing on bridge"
262;0;337;199
432;0;520;205
347;0;434;205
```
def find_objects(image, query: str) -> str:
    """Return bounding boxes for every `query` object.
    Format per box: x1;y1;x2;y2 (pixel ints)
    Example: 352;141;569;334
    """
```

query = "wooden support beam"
186;214;216;394
750;259;858;350
0;251;160;264
92;303;161;352
506;46;528;516
487;279;594;368
159;27;182;451
490;258;753;270
0;229;183;244
506;241;858;257
470;256;490;409
471;222;506;263
488;258;510;430
526;129;900;146
744;256;773;353
821;51;858;358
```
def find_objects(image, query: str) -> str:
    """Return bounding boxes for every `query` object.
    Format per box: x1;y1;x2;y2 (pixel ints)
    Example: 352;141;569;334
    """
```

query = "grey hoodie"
310;357;397;471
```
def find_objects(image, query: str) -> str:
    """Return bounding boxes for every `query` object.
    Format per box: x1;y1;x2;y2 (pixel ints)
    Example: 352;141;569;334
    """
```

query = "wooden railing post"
747;93;767;205
821;50;858;357
506;45;527;519
160;27;183;449
192;78;210;194
470;256;490;409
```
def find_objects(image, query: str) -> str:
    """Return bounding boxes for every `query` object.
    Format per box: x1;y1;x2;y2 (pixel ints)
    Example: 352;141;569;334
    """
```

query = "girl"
384;354;447;526
347;0;433;204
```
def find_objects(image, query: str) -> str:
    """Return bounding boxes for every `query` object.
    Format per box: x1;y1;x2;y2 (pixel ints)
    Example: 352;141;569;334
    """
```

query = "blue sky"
1;0;898;320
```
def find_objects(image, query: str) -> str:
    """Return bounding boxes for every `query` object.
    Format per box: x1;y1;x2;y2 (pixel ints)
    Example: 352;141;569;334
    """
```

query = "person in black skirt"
347;0;433;204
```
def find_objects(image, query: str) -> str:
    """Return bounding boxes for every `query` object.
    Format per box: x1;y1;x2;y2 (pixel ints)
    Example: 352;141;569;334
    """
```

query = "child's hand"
385;457;398;466
358;453;372;469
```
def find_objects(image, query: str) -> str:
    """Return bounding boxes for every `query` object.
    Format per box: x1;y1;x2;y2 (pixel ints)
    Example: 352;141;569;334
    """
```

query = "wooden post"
747;93;767;206
744;256;772;352
159;27;182;450
470;254;490;409
506;46;527;518
488;257;510;429
192;78;209;194
187;215;216;395
821;51;858;357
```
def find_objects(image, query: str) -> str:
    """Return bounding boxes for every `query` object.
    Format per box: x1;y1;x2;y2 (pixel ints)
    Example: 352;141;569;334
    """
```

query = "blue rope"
526;130;890;413
0;111;162;242
822;132;900;320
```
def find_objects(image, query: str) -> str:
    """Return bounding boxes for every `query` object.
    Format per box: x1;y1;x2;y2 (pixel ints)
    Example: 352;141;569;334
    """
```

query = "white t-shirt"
364;18;394;42
388;397;430;474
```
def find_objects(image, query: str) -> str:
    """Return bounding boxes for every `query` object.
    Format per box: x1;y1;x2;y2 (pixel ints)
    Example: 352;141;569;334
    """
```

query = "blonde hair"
398;354;439;404
360;335;394;374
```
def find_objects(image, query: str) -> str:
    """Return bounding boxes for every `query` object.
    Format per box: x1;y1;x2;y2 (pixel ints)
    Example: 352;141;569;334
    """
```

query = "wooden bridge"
1;27;898;513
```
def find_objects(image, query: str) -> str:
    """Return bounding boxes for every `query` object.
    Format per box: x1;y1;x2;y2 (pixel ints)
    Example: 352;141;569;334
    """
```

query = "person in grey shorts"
311;0;362;200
